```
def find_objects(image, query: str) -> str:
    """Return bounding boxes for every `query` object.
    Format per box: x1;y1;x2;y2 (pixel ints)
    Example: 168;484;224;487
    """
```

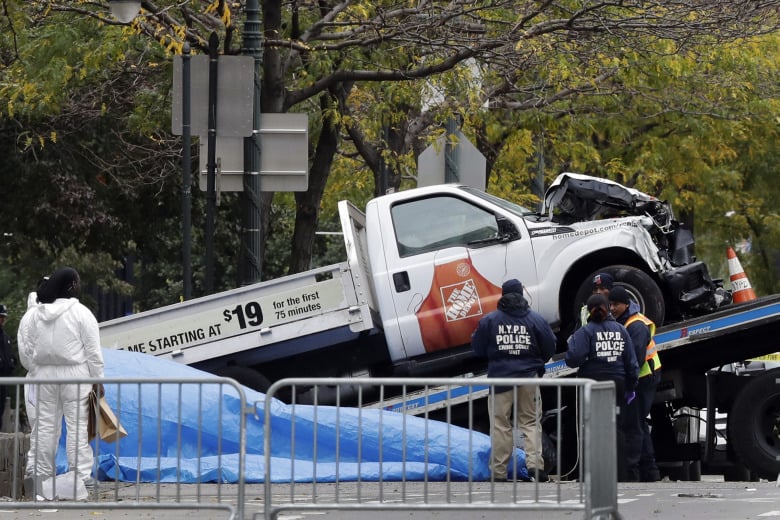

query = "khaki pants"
487;383;543;479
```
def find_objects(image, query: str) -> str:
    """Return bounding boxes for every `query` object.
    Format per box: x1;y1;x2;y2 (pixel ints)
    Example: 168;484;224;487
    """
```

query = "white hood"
18;297;104;377
36;298;78;323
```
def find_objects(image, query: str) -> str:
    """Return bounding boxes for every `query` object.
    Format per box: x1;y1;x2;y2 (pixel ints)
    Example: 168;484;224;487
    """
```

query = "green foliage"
484;34;780;294
2;0;780;321
0;2;235;313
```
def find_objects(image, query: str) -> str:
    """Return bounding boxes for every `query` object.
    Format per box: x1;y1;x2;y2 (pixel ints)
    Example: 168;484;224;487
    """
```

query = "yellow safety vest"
625;313;661;378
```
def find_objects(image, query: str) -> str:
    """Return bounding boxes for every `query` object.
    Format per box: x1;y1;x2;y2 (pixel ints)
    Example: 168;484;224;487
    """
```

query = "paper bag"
88;391;127;443
87;390;97;441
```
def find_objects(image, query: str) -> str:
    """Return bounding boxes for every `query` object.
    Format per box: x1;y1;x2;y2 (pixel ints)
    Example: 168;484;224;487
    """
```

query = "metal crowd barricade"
262;377;619;520
0;376;248;519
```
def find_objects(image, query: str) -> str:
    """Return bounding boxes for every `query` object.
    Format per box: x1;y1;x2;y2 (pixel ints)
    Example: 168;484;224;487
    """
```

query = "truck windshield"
391;195;499;257
460;186;535;216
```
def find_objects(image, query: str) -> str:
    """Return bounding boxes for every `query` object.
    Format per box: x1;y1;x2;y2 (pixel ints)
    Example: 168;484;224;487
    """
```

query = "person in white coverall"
17;267;104;487
19;276;50;425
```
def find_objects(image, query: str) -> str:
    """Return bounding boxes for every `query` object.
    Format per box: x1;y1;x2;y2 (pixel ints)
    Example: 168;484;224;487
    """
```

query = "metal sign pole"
444;117;460;183
182;43;192;300
205;32;219;294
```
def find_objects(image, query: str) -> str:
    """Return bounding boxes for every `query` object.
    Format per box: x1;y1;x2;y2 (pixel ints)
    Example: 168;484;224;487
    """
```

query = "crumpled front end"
662;261;731;317
544;172;673;231
544;172;730;317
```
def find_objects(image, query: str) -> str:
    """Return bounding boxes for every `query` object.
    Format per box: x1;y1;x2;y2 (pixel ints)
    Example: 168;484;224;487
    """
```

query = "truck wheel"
574;265;665;326
728;369;780;480
215;366;271;394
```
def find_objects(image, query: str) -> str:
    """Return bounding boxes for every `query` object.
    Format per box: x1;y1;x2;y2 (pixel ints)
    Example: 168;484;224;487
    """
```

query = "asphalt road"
259;478;780;520
1;476;779;519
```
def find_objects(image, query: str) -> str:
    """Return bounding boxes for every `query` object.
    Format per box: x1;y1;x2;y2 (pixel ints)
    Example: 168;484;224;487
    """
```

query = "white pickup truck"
99;173;726;400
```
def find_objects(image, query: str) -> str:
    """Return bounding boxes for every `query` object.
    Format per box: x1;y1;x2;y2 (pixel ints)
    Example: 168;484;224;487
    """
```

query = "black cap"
608;286;631;305
0;305;7;316
592;273;614;290
586;294;609;312
502;279;523;295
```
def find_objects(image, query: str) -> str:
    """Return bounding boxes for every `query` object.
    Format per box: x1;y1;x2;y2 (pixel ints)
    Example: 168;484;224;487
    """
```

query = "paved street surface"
1;476;780;519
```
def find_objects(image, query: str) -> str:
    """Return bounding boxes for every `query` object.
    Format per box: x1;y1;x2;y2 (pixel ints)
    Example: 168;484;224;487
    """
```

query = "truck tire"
215;366;272;394
728;369;780;480
574;265;665;326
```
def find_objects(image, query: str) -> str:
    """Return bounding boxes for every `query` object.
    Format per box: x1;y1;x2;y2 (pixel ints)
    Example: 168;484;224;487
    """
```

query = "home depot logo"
442;279;483;322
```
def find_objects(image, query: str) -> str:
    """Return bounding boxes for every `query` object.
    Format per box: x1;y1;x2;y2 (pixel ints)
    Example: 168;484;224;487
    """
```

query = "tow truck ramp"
373;296;780;417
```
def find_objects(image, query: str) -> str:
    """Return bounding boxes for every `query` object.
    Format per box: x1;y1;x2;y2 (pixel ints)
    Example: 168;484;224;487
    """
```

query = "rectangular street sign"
198;113;309;192
172;55;254;137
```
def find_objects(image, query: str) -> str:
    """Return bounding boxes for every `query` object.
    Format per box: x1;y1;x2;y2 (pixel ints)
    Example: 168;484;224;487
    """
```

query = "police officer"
579;273;614;327
609;286;662;482
0;304;15;431
472;279;557;483
566;293;638;481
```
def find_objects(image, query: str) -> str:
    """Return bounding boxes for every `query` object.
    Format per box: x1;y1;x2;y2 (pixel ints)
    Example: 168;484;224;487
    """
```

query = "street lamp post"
107;1;141;23
240;0;263;286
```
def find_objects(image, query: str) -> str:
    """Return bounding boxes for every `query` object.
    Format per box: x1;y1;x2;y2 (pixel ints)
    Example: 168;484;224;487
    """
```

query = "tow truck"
99;172;776;479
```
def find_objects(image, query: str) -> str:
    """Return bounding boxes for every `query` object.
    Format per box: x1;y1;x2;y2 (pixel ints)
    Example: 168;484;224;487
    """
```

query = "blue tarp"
55;349;527;483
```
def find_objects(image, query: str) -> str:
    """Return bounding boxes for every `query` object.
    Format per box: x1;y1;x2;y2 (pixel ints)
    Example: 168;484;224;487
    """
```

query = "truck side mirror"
497;216;520;241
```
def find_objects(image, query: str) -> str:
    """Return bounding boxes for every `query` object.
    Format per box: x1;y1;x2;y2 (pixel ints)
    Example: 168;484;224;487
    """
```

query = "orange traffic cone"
726;246;756;303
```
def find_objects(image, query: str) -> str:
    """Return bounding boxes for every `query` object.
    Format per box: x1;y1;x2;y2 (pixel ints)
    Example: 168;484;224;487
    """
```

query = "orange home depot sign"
416;258;502;352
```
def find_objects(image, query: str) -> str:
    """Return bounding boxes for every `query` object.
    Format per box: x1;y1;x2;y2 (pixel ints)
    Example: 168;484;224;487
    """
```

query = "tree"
2;0;780;313
475;34;780;293
0;2;246;309
63;1;780;268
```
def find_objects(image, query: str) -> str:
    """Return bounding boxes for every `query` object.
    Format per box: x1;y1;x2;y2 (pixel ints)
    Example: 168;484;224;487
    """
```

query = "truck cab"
355;175;725;369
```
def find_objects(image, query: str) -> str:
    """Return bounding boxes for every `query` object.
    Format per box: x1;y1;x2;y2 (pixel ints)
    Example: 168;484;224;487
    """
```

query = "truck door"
385;193;537;359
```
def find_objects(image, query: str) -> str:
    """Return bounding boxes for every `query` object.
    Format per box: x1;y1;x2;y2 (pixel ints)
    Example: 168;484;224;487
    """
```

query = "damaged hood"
543;172;672;230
